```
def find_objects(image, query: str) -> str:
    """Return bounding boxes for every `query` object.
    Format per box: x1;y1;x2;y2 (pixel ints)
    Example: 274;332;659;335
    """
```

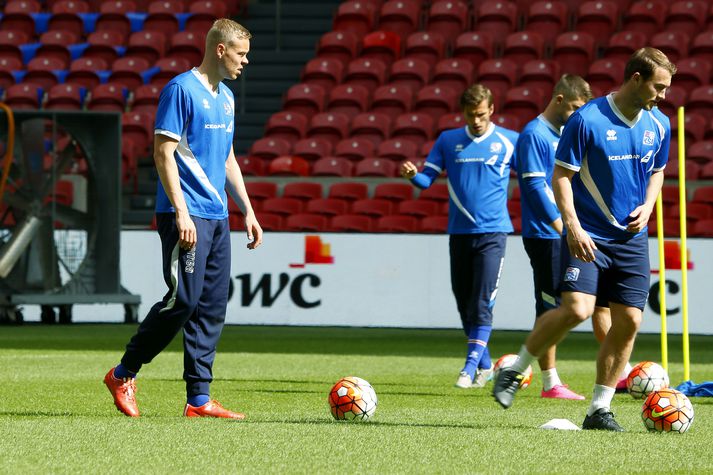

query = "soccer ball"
493;354;532;389
627;361;669;399
642;388;694;433
328;376;377;421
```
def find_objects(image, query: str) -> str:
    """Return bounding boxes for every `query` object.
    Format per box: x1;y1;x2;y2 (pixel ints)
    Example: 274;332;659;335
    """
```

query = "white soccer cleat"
473;364;495;388
455;371;473;389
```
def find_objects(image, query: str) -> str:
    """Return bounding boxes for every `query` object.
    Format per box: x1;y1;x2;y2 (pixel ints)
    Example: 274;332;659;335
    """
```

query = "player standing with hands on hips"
104;19;262;419
494;48;676;431
401;84;518;389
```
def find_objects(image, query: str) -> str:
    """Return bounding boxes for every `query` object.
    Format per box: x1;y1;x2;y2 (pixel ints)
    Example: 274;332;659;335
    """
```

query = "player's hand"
245;213;263;250
626;204;653;233
175;210;197;251
566;224;597;262
400;161;417;179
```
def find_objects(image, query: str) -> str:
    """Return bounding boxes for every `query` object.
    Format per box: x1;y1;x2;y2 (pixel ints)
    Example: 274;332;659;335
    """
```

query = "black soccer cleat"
492;369;524;409
582;408;625;432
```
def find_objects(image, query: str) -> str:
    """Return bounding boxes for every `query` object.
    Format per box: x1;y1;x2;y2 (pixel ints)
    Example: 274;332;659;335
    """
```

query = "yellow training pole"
677;106;690;381
655;193;668;371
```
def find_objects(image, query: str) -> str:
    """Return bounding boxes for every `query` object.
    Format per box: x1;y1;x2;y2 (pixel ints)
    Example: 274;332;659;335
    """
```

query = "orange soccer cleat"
183;400;246;420
103;367;140;417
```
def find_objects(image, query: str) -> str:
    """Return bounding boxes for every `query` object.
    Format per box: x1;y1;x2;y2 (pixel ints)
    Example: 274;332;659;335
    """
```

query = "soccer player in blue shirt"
494;48;676;431
400;84;518;389
516;74;594;401
104;19;263;419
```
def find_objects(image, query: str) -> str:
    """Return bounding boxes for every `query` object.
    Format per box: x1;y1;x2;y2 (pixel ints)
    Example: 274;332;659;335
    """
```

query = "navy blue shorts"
559;232;650;311
522;237;560;317
449;233;507;331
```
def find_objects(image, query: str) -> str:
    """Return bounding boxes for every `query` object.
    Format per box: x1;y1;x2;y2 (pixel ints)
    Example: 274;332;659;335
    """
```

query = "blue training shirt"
154;68;235;220
412;123;518;234
516;115;562;239
555;94;670;241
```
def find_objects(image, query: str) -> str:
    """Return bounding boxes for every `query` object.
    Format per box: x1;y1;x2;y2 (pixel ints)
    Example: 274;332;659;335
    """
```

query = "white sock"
619;362;633;380
511;345;536;374
541;368;562;391
587;384;616;416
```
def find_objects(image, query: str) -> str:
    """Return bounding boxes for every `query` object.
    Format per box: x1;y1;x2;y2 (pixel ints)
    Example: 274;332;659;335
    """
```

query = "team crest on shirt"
202;98;210;109
643;130;655;145
606;129;617;141
223;102;232;115
564;266;580;282
490;142;502;153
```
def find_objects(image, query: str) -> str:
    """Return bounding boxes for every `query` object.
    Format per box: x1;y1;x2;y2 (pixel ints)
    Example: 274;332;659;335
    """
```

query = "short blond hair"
624;47;677;81
206;18;252;49
553;74;593;102
460;84;493;109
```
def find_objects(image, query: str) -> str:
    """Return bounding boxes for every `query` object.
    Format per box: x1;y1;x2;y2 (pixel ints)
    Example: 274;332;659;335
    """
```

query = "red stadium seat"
414;85;458;119
109;57;151;90
255;213;285;232
650;31;690;63
437;112;465;134
292;137;333;161
370;84;414;119
688;140;713;164
475;1;518;39
493;113;522;132
398;199;439;218
249;137;292;160
361;30;402;64
602;30;648;62
432;58;474;96
264;111;308;142
267;156;310;177
524;1;569;46
427;0;469;46
245;181;278;201
692;185;713;204
691;219;713;237
575;1;620;46
622;0;667;38
453;31;495;67
87;83;126;112
671;112;707;143
186;1;228;32
502;86;546;124
701;161;713;179
663;159;701;180
45;83;84;110
131;83;163;113
301;57;344;90
334;137;376;161
519;60;561;96
126;31;168;64
375;215;418;233
4;1;41;14
673;58;711;91
306;198;350;217
95;2;135;42
283;182;324;201
0;4;37;38
283;83;326;117
665;0;707;33
690;32;713;66
586;59;625;95
0;30;28;64
373;182;414;202
326;83;370;119
167;31;205;67
24;57;65;89
355;157;398;177
143;1;182;35
48;1;90;37
312;156;354;177
343;57;388;93
377;138;420;161
657;85;686;118
404;31;446;65
236;156;266;177
352;198;395;217
306;112;351;146
391;112;434;148
84;30;124;65
284;214;329;232
331;214;374;232
502;31;545;65
122;110;154;154
668;201;713;222
420;215;448;233
316;31;360;66
328;182;369;201
420;141;435;157
378;0;421;39
477;59;518;104
332;1;376;39
419;182;449;202
151;57;191;87
552;32;596;77
4;83;43;109
0;57;21;90
350;111;392;146
661;185;681;205
37;30;79;69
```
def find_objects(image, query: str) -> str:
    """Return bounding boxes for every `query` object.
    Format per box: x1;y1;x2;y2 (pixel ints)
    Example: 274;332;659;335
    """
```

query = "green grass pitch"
1;325;712;474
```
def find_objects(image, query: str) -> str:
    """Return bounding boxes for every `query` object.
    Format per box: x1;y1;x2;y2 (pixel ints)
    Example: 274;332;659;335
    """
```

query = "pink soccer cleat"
541;384;586;400
184;400;246;420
